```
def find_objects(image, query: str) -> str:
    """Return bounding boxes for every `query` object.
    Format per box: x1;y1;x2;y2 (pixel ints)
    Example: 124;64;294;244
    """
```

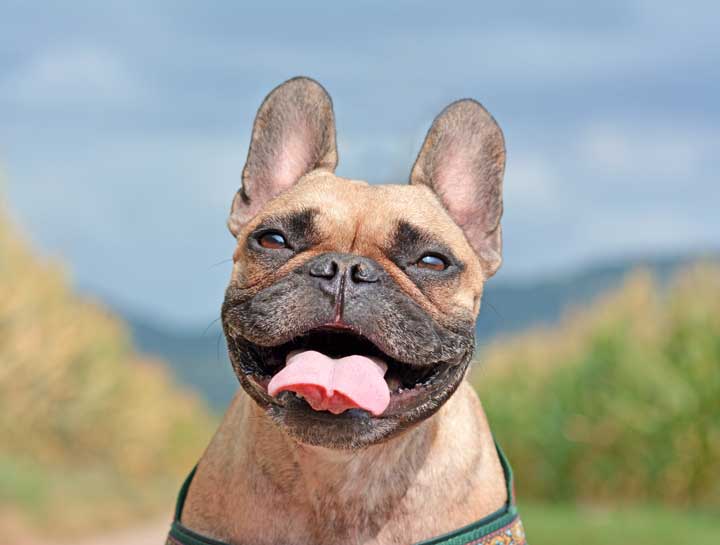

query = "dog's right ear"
410;99;505;277
228;77;338;236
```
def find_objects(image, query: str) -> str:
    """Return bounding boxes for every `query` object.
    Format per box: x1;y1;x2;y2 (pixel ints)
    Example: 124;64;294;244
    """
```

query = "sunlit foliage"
0;205;215;535
474;265;720;508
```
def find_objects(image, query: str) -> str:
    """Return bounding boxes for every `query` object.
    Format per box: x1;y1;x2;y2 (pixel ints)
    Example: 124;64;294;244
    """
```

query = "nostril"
351;262;379;283
309;259;338;279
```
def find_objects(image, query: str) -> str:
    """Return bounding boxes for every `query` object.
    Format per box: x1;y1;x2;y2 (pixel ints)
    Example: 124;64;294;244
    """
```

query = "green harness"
166;442;526;545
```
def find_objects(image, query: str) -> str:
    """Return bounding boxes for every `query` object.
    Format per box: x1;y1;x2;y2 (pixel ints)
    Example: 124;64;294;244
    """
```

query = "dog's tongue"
268;350;390;416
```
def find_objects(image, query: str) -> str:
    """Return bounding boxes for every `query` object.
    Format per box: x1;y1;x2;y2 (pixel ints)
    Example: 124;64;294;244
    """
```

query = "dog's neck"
289;423;434;508
183;382;507;545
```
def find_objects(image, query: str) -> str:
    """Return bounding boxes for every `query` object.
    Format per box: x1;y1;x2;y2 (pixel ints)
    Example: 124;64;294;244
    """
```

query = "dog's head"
222;77;505;449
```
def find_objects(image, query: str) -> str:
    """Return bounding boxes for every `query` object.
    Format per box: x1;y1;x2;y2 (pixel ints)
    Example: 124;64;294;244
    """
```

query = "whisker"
485;299;502;319
202;316;222;337
216;332;225;363
210;258;233;268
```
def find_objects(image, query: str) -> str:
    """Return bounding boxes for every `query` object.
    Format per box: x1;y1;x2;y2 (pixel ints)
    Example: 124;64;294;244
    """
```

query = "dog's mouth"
236;325;456;419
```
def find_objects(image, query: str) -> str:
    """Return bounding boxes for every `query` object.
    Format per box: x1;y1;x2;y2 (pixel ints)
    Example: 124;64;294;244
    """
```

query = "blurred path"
13;519;171;545
72;520;170;545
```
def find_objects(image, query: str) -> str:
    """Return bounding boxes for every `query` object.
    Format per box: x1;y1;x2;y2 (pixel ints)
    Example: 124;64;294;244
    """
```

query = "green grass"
0;455;179;536
521;502;720;545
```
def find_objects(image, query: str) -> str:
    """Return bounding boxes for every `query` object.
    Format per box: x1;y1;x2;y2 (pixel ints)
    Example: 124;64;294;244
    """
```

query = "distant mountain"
474;252;717;341
122;252;718;410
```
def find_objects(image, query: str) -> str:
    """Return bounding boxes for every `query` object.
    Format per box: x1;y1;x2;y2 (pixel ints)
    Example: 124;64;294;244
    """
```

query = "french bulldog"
180;77;510;545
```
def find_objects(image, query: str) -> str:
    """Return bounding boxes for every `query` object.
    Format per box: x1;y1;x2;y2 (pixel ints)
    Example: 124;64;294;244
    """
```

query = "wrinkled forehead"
245;172;479;261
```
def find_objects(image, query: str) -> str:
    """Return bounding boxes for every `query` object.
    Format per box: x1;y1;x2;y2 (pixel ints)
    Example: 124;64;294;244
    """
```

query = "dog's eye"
258;231;289;250
417;253;448;271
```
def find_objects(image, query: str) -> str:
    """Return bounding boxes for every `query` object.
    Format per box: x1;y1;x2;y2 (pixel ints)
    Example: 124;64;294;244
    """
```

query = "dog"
166;77;525;545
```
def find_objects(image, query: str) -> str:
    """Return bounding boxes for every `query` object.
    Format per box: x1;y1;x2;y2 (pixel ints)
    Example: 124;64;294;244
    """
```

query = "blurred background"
1;2;718;544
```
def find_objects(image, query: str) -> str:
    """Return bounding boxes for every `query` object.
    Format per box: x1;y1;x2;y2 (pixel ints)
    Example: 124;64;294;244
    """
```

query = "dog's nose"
308;253;381;290
350;260;380;283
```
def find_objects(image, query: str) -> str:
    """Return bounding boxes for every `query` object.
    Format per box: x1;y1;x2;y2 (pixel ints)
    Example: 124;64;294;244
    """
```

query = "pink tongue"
267;350;390;416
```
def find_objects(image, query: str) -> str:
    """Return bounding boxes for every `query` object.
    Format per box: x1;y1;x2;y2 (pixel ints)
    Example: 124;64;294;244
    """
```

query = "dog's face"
221;78;505;448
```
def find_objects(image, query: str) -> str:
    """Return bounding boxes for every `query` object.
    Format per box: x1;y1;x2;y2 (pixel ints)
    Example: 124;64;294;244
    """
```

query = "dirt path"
12;519;171;545
72;520;170;545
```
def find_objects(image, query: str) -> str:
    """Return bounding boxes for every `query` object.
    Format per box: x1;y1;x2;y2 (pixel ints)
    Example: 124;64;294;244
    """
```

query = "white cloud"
1;45;143;106
577;122;716;179
580;209;718;255
504;154;562;211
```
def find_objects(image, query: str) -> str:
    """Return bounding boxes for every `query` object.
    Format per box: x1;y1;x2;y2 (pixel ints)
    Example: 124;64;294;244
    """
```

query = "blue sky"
1;1;718;326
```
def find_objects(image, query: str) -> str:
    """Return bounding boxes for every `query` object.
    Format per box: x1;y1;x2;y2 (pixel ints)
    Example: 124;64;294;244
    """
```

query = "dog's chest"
187;468;490;545
214;501;463;545
223;466;438;544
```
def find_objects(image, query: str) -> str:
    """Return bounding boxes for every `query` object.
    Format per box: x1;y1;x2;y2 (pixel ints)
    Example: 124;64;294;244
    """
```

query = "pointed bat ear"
228;77;338;236
410;99;505;277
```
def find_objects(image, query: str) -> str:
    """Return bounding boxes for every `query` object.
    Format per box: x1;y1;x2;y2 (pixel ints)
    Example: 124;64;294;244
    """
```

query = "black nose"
308;252;381;293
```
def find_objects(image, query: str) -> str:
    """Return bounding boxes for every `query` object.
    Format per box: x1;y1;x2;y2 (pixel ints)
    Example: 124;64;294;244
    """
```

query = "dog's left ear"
410;99;505;277
228;77;338;236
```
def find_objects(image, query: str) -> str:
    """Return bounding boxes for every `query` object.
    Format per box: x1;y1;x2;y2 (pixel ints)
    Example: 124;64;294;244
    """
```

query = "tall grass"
473;265;720;509
0;205;215;536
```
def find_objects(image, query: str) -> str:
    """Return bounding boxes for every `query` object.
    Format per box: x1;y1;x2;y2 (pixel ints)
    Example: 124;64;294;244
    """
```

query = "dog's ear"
228;77;338;236
410;99;505;277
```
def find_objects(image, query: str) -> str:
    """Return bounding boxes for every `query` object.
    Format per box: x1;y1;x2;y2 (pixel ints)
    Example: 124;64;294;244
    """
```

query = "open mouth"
238;326;453;418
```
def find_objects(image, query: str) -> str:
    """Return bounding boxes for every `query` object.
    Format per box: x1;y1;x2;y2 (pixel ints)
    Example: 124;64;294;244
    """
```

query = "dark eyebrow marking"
388;220;463;270
253;208;321;248
392;221;437;249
